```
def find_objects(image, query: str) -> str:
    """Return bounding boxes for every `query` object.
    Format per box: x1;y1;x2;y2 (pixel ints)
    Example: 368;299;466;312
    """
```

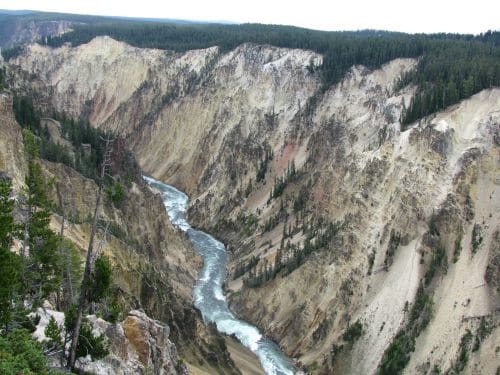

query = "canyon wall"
10;38;500;374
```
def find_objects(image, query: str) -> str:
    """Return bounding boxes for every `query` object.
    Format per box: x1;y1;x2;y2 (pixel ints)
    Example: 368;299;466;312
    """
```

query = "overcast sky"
0;0;498;34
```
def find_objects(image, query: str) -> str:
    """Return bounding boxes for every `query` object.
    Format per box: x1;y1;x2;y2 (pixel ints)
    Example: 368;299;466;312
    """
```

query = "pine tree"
22;130;62;304
44;316;63;354
88;255;112;304
0;177;21;331
0;176;15;249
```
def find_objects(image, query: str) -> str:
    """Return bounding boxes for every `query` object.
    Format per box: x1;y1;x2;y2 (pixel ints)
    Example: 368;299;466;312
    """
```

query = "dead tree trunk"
68;137;113;369
56;181;75;309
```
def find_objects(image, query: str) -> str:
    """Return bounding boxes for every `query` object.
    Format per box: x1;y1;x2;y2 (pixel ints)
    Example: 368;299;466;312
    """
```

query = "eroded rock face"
32;308;187;375
0;87;236;374
10;38;500;374
0;93;26;190
83;310;187;375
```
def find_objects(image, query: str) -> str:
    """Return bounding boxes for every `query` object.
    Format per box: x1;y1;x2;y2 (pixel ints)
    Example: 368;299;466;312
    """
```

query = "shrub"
76;321;108;360
471;224;483;253
106;181;125;207
342;320;363;343
0;329;52;374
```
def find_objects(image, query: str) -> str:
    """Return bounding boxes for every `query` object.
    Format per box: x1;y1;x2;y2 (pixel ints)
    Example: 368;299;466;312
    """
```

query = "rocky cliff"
32;307;188;375
0;92;241;374
9;37;500;374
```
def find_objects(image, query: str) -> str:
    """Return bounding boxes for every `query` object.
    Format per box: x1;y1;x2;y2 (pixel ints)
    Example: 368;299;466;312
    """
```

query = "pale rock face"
12;37;322;194
0;93;27;191
11;37;500;374
31;308;186;375
84;310;187;375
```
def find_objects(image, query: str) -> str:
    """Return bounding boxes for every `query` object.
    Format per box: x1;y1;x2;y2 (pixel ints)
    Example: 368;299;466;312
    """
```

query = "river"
144;176;296;375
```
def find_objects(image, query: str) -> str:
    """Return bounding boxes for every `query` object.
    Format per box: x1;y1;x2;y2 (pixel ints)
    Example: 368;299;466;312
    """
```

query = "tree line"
33;23;500;124
398;37;500;126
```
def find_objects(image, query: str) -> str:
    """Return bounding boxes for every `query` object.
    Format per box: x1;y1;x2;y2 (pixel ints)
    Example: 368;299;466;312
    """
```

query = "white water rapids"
144;176;296;375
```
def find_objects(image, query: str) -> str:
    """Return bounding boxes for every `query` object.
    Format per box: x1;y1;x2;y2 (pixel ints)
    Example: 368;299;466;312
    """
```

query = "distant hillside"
0;10;224;49
42;21;500;122
1;10;499;129
0;11;106;48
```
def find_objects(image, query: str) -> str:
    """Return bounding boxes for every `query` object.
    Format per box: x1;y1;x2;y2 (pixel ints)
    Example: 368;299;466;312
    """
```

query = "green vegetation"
471;223;483;254
233;256;259;279
13;96;139;187
64;306;109;361
75;321;109;359
87;255;112;303
379;210;456;373
44;316;62;353
12;96;106;181
106;181;125;207
424;245;448;285
0;12;497;124
342;320;363;343
384;230;402;269
312;317;332;342
453;231;463;263
379;284;433;374
472;316;495;353
244;178;253;197
367;252;375;275
269;160;297;202
256;147;273;183
262;198;289;233
293;184;310;213
399;36;500;126
237;211;259;237
453;330;473;373
0;329;64;374
0;66;7;90
23;130;63;304
244;219;341;287
0;177;22;330
0;119;114;368
428;213;440;236
12;96;139;211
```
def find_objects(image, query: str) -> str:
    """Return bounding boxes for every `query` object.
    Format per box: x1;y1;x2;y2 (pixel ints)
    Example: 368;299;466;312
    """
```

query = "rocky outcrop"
32;307;187;375
84;310;187;375
10;37;321;198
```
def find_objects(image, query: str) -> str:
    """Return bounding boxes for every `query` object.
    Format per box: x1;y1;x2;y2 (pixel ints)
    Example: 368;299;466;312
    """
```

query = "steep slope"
0;92;241;374
9;38;500;374
0;93;26;189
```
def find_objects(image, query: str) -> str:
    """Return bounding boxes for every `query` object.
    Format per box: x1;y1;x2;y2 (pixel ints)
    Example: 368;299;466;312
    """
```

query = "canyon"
2;34;499;374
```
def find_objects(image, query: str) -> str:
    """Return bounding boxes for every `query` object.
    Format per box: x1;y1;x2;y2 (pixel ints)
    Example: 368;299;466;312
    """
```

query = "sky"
0;0;498;34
